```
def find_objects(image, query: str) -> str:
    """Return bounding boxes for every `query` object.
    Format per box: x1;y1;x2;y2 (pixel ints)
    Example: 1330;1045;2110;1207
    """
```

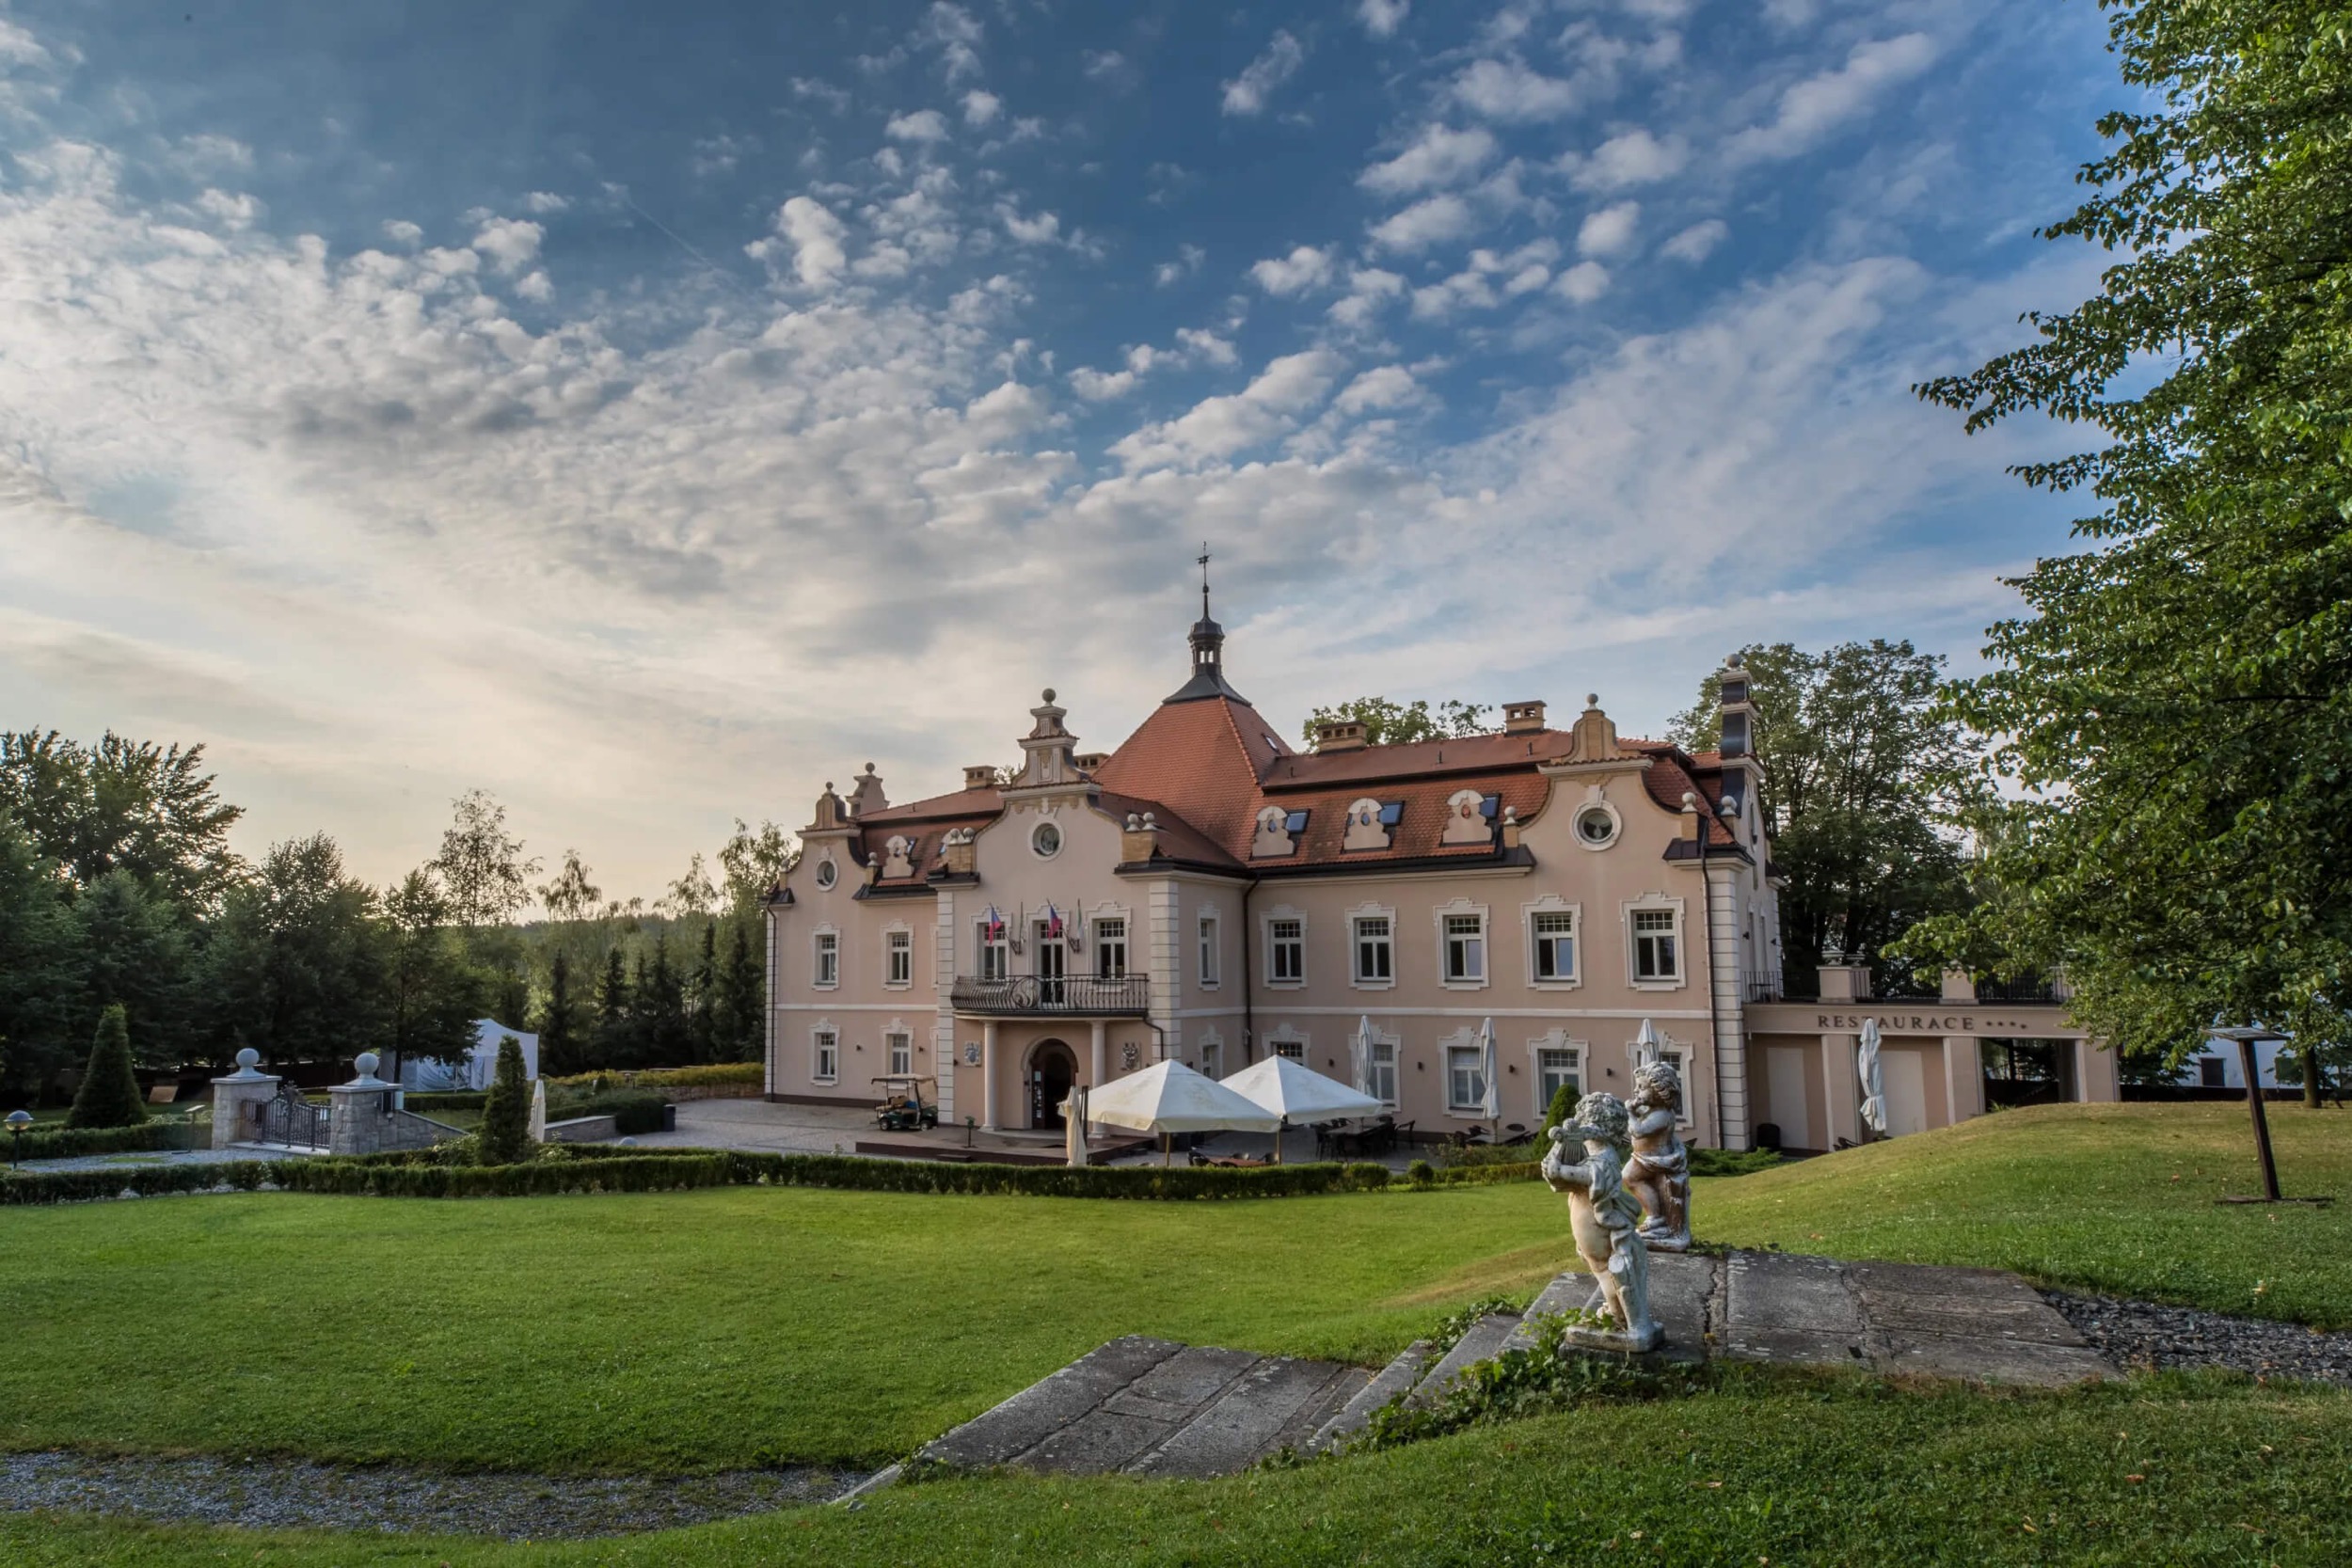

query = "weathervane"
1198;541;1212;619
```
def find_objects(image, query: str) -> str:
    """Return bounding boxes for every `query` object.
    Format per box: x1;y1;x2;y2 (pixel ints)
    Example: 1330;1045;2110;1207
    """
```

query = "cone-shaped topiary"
477;1035;533;1165
67;1005;149;1130
1541;1083;1576;1141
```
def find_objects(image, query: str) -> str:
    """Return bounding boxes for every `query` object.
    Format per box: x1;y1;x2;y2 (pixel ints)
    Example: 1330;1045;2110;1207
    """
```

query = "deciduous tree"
1301;697;1491;746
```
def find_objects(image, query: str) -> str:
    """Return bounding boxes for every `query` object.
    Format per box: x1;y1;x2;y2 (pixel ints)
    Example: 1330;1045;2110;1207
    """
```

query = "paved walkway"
908;1249;2118;1484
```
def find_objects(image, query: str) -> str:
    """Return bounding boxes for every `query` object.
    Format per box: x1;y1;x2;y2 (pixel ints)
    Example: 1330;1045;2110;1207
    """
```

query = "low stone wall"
545;1115;620;1144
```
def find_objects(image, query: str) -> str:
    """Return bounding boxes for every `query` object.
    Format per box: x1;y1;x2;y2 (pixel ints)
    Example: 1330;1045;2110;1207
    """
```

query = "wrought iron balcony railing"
949;974;1151;1017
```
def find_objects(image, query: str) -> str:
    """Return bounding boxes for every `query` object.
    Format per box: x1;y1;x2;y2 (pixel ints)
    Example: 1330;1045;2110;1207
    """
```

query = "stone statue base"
1640;1231;1692;1255
1563;1320;1663;1354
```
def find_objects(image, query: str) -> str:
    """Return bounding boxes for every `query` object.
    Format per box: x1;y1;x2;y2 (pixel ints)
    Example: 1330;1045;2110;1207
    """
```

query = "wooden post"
2239;1037;2281;1203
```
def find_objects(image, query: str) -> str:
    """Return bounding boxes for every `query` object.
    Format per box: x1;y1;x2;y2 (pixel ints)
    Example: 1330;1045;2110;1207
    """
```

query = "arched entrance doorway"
1027;1038;1077;1131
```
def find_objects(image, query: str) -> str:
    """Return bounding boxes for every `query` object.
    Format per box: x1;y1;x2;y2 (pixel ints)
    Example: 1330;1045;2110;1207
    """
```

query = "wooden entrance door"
1029;1039;1076;1130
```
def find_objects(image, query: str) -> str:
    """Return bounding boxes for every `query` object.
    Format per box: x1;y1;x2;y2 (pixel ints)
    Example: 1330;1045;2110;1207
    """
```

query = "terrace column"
1942;1035;1985;1126
209;1050;279;1150
2074;1037;2120;1103
1820;1031;1864;1149
1089;1020;1106;1086
981;1020;1000;1130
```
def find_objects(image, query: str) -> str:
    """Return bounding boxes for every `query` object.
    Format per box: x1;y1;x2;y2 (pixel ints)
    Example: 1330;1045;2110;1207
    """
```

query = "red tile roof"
1089;694;1282;863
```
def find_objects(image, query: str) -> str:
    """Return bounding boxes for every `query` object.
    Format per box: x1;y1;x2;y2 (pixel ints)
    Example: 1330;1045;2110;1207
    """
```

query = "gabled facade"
764;597;1789;1148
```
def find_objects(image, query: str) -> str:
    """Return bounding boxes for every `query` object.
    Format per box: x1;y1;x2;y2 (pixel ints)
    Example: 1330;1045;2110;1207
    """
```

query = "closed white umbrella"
1085;1058;1280;1164
1352;1016;1376;1098
1064;1085;1089;1167
1857;1019;1888;1136
1633;1018;1661;1067
1478;1018;1502;1139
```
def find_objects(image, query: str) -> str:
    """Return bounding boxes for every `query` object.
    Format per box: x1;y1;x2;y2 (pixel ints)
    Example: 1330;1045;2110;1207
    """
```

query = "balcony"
950;974;1151;1017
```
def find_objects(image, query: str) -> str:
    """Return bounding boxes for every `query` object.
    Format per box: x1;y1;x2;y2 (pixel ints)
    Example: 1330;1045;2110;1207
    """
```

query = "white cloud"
381;219;423;246
961;89;1001;127
1327;266;1406;329
523;191;570;214
1083;51;1127;80
1578;201;1641;259
1176;327;1238;366
773;196;849;287
1408;240;1557;319
1112;348;1344;468
1725;34;1939;164
886;108;951;144
515;270;554;302
1154;244;1207;286
1368;194;1474;253
1335;364;1419;414
471;216;544;273
1553;261;1610;303
1222;30;1305;117
791;77;852;113
196;188;262;231
1359;125;1496;197
1452;57;1580;122
1358;0;1409;38
916;2;984;83
1662;219;1728;262
1071;364;1141;401
998;204;1061;245
1249;244;1335;295
1566;129;1688;192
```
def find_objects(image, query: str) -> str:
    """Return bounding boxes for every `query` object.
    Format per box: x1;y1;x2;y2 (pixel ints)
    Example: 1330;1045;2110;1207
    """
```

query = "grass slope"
1699;1101;2351;1326
0;1183;1579;1472
6;1375;2346;1566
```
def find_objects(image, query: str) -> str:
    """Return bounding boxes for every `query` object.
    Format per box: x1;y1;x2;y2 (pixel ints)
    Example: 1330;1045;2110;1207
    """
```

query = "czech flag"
984;905;1004;940
1044;903;1064;939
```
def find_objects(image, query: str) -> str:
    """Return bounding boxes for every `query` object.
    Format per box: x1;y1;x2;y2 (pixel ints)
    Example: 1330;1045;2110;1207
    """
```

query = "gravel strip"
0;1450;862;1539
2042;1291;2352;1387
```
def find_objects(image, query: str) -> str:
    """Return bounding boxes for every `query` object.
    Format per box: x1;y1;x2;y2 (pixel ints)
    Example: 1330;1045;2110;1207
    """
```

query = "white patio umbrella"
1857;1019;1888;1137
1352;1016;1377;1098
1222;1053;1387;1162
1478;1018;1502;1140
1064;1085;1090;1167
1083;1058;1280;1164
1633;1018;1661;1067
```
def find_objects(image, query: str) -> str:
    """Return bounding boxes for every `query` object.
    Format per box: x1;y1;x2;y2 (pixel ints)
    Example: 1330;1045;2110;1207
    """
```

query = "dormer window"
1343;799;1400;852
1252;804;1308;859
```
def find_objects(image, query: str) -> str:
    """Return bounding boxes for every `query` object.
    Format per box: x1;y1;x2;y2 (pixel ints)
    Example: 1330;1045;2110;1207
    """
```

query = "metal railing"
949;974;1151;1016
1974;976;2070;1005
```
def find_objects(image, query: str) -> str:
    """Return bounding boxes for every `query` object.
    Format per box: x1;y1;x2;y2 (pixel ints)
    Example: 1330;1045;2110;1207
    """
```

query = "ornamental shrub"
1406;1159;1436;1185
1541;1084;1575;1140
477;1036;532;1166
66;1006;147;1130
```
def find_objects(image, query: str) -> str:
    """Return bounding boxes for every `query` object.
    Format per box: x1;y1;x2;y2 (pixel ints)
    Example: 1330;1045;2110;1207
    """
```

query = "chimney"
1120;811;1161;863
1502;700;1547;735
1312;720;1370;753
1680;791;1702;841
940;828;977;876
963;765;999;791
1073;752;1108;773
1718;659;1754;760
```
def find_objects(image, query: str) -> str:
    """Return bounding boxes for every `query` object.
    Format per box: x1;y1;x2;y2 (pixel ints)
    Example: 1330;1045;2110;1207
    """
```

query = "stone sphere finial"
824;781;834;792
1682;791;1697;809
1042;688;1057;704
236;1047;261;1070
355;1052;381;1078
1586;692;1600;707
864;761;877;775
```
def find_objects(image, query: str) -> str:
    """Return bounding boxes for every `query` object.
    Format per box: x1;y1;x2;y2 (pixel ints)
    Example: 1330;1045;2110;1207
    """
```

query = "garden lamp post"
2209;1024;2281;1202
6;1109;31;1169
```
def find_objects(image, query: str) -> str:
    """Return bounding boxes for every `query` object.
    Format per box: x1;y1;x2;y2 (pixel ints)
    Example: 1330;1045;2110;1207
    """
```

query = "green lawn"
1699;1101;2351;1326
0;1181;1581;1473
7;1374;2345;1566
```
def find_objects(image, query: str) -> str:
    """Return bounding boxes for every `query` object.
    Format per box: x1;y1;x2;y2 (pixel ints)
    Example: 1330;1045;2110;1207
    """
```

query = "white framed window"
1529;906;1580;986
1031;820;1061;859
1572;801;1621;850
1198;911;1220;988
977;922;1009;982
1367;1038;1398;1105
1629;902;1684;985
885;1029;912;1076
1441;912;1486;986
1094;916;1128;979
1274;1039;1304;1061
885;927;914;988
1350;908;1395;988
1535;1044;1581;1117
1199;1034;1223;1079
1266;915;1305;987
813;929;839;990
813;1027;839;1085
1446;1045;1487;1112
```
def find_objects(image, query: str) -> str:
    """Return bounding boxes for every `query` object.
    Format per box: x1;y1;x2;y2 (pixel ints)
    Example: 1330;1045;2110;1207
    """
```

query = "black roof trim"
1160;668;1254;705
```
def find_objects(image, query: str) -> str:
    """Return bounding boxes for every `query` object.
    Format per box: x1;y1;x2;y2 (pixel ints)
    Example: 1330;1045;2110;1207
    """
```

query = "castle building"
763;595;2114;1150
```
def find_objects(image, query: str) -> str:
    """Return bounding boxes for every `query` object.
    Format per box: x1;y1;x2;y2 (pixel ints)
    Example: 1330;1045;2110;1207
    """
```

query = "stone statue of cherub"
1540;1091;1662;1353
1623;1059;1692;1252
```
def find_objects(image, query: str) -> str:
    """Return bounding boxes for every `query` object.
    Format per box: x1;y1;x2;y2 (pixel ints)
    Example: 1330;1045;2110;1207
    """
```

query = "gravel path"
2043;1292;2352;1387
0;1450;861;1539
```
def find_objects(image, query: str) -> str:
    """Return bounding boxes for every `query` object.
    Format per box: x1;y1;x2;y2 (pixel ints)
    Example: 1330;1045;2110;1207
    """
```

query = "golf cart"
872;1075;941;1132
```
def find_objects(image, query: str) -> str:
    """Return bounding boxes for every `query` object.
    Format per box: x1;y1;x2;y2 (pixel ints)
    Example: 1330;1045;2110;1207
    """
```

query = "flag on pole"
984;905;1004;940
1044;903;1064;939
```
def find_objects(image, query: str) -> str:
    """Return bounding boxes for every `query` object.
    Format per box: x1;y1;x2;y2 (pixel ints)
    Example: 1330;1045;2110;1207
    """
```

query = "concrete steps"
1306;1338;1434;1454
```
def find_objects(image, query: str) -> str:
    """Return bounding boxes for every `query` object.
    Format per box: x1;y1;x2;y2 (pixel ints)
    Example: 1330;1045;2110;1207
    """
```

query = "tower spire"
1164;543;1248;705
1199;542;1211;621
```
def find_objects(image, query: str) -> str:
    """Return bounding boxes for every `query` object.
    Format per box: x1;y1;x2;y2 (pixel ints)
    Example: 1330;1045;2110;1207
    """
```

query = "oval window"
815;859;838;889
1032;821;1062;859
1576;806;1618;847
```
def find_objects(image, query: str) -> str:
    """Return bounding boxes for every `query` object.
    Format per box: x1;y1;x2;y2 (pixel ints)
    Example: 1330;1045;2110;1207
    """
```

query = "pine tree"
718;918;764;1064
593;945;630;1069
67;1004;148;1129
1542;1083;1576;1141
538;951;582;1077
477;1035;532;1164
646;935;691;1067
689;923;719;1064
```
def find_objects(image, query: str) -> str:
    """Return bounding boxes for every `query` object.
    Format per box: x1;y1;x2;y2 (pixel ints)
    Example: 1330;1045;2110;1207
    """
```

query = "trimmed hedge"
545;1063;761;1091
1423;1160;1541;1186
11;1119;198;1162
401;1091;486;1113
563;1091;667;1135
1;1150;1426;1205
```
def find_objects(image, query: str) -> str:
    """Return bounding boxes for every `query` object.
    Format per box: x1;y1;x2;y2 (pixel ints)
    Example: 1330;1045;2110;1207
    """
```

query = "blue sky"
0;0;2120;898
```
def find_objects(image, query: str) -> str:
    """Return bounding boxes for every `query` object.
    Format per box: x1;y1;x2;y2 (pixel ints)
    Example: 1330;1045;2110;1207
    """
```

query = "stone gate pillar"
328;1053;398;1157
210;1049;280;1150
